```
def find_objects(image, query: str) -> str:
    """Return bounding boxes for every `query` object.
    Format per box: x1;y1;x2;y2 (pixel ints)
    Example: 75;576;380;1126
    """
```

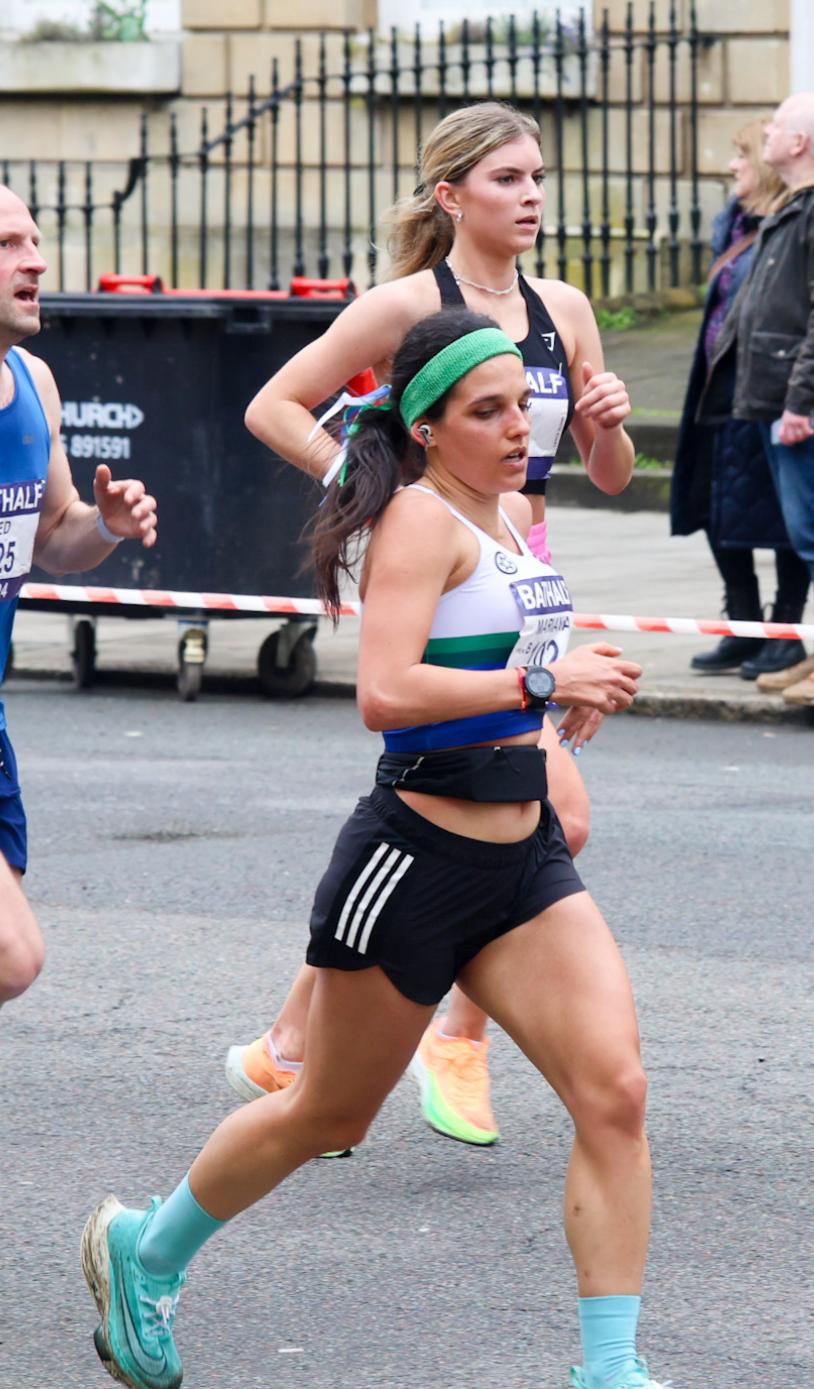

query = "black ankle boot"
740;597;807;679
690;580;763;674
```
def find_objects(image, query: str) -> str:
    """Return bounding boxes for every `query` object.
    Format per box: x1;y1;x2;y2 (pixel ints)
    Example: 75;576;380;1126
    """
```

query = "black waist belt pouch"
375;745;548;802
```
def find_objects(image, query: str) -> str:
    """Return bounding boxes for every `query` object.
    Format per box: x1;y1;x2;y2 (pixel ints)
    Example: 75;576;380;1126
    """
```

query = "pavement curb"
551;464;672;511
629;689;812;725
9;664;811;726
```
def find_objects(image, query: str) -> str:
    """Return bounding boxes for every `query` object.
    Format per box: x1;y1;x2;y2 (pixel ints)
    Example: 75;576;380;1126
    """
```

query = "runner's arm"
244;281;420;481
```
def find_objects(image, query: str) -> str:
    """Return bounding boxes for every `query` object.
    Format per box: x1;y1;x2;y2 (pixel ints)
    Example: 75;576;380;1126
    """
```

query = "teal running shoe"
81;1195;185;1389
569;1356;673;1388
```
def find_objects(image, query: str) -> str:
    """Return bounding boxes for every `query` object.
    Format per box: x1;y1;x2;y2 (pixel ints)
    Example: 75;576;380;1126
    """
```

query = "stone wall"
0;0;792;293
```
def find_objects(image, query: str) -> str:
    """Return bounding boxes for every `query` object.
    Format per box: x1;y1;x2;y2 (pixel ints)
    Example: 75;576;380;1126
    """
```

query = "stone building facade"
0;0;793;292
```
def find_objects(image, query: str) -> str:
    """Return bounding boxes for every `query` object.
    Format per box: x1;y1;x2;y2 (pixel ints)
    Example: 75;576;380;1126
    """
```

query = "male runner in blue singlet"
0;184;158;1006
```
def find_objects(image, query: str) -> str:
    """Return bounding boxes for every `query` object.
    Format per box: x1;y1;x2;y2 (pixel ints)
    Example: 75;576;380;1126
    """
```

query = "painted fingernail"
573;746;583;756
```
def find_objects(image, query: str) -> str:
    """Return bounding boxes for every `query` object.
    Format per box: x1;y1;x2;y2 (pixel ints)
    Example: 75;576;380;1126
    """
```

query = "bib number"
526;366;569;462
506;572;573;669
0;486;43;603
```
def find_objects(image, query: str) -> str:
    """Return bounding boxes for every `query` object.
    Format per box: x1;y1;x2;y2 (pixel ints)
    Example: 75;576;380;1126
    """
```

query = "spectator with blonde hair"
671;117;810;677
700;92;814;703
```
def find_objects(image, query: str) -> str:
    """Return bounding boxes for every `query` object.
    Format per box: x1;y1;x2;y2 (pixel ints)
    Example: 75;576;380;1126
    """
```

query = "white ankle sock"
266;1033;303;1072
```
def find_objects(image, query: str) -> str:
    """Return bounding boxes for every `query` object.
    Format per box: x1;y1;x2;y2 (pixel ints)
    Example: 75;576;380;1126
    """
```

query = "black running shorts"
306;785;584;1005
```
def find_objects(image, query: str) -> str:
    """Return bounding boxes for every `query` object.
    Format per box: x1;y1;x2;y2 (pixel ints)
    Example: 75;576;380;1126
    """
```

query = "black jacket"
705;183;814;422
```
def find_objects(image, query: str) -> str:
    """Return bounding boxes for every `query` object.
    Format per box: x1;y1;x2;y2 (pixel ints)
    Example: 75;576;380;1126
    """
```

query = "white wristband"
96;511;123;545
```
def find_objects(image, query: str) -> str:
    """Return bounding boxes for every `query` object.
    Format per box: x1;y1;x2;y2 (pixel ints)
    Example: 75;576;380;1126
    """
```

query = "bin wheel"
177;661;203;702
176;630;208;703
72;620;96;690
258;630;317;698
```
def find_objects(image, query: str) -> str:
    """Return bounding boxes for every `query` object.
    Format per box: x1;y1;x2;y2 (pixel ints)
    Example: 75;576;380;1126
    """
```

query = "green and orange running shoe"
408;1017;500;1146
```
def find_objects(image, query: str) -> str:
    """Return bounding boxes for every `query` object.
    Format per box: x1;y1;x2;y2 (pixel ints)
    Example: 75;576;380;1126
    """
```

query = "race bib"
0;480;45;603
526;365;569;461
506;571;573;669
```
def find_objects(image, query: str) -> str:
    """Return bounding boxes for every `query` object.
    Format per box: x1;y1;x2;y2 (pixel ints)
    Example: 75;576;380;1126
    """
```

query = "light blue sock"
578;1295;641;1387
137;1174;226;1278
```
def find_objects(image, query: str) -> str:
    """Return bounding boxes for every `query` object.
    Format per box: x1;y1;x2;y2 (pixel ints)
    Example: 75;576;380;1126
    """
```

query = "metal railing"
2;3;713;297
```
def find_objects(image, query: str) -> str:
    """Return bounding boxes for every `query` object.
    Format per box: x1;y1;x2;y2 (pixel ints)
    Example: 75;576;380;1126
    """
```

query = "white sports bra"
382;485;573;754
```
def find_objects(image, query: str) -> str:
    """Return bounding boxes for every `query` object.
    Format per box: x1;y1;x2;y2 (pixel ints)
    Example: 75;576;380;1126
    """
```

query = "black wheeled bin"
24;281;360;699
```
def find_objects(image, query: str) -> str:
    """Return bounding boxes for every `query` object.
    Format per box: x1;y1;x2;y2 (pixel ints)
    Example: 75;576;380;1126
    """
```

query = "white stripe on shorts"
334;842;414;953
356;851;414;955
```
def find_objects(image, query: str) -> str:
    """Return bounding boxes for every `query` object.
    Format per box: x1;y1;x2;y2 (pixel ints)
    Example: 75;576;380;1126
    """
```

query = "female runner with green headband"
81;308;670;1389
228;100;635;1150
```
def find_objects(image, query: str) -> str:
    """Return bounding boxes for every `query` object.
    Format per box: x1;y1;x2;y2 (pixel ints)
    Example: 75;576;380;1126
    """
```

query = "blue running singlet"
433;260;574;495
0;349;50;730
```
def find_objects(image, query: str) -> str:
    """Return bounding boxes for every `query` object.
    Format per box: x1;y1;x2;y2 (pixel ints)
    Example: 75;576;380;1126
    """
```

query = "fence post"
246;73;257;289
56;161;66;290
531;11;545;278
342;33;353;279
554;11;567;283
667;0;680;286
293;38;305;279
139;112;149;275
198;106;209;289
318;34;330;280
578;7;593;299
688;0;703;283
367;27;378;287
83;163;94;292
269;59;280;290
645;1;658;291
624;1;635;293
390;27;401;205
169;110;180;287
600;7;611;297
223;89;234;289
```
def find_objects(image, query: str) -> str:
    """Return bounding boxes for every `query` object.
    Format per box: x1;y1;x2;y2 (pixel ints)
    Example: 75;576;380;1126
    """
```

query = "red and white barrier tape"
18;583;814;640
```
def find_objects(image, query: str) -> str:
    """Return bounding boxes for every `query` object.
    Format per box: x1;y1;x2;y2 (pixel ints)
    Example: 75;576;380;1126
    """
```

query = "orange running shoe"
224;1033;298;1103
224;1035;353;1158
408;1017;499;1145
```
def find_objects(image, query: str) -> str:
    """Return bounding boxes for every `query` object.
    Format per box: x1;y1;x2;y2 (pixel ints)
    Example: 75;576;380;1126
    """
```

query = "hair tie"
336;385;394;486
342;384;393;441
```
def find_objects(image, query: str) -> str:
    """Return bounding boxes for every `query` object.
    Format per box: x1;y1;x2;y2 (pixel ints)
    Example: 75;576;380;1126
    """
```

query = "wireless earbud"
418;423;433;446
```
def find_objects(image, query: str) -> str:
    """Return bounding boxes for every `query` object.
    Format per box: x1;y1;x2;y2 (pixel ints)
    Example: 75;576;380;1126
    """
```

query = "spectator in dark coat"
671;118;810;676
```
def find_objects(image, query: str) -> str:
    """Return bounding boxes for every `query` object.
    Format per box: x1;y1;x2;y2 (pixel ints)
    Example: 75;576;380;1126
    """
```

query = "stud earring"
455;211;463;223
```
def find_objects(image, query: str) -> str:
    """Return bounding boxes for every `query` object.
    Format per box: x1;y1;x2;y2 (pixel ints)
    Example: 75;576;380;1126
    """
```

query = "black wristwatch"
521;665;557;709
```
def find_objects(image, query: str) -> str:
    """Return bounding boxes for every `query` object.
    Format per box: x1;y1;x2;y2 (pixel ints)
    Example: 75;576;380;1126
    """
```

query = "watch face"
525;666;556;701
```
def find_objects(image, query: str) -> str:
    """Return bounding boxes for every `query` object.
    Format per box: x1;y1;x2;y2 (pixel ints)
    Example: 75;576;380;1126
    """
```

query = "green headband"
399;327;523;429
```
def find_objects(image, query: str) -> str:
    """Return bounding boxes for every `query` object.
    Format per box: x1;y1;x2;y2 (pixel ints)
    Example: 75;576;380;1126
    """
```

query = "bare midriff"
394;728;542;843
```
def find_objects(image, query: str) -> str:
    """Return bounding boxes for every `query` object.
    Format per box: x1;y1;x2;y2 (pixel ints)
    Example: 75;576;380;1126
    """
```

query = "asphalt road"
0;680;811;1389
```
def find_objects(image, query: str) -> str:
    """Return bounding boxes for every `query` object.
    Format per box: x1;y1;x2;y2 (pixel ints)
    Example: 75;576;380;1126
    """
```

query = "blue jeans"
759;423;814;584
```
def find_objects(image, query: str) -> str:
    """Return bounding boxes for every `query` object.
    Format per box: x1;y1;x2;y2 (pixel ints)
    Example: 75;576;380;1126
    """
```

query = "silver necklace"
446;258;519;297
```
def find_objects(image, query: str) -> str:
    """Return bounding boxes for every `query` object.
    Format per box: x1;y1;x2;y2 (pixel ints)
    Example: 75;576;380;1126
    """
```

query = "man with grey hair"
705;92;814;704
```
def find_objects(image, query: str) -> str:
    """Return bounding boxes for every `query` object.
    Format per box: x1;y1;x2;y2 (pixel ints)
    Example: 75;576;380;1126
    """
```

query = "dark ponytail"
313;307;497;618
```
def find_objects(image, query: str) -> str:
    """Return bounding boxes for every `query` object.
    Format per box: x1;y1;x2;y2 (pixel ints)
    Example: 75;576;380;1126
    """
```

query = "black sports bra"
433;260;574;495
